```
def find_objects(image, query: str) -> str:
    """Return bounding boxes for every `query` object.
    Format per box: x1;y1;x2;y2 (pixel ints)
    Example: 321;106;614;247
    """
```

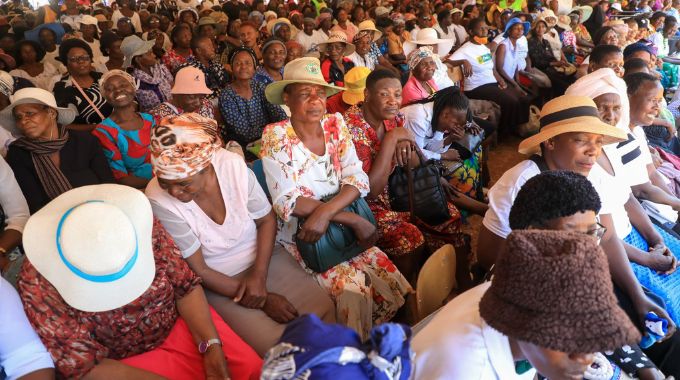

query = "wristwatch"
198;338;222;354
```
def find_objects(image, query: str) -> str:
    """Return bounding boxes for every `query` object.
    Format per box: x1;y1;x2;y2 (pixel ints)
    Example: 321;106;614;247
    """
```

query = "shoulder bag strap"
71;77;106;121
529;154;550;173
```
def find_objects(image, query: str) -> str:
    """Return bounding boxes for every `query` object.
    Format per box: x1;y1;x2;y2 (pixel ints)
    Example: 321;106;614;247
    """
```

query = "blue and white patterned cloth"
261;314;413;380
624;226;680;323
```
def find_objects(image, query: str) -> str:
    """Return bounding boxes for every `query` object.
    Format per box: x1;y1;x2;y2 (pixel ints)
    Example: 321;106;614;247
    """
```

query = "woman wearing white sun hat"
16;184;263;379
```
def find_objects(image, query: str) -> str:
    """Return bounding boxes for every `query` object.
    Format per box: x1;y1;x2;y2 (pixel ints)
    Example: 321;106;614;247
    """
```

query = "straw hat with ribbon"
404;27;454;56
556;15;572;31
22;184;156;312
265;57;345;105
342;66;371;105
356;20;382;41
317;31;355;56
570;5;593;22
517;95;627;155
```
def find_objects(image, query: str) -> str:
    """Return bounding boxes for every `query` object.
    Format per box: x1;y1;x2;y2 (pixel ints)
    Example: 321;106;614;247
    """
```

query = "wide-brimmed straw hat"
0;87;76;136
537;9;558;28
518;95;627;155
570;5;593;22
267;17;292;35
404;28;454;56
265;57;345;105
121;35;155;68
342;66;371;105
556;15;572;31
22;184;156;312
317;31;355;56
479;230;640;354
172;66;213;95
356;20;382;41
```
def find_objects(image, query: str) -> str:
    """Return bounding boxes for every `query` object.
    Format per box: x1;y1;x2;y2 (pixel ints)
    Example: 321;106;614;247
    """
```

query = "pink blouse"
401;75;439;106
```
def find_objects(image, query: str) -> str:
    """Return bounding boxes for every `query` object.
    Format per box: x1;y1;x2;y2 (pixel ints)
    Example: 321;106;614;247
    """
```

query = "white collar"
480;319;536;379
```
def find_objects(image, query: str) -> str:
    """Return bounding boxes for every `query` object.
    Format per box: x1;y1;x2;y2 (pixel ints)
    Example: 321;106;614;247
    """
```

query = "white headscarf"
565;68;629;131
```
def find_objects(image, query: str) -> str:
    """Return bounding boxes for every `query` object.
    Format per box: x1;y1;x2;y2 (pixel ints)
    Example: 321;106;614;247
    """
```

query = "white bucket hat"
404;28;455;56
0;87;76;136
22;184;156;312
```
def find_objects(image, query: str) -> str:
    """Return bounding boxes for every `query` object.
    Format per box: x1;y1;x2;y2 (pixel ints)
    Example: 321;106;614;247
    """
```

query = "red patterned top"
17;219;201;379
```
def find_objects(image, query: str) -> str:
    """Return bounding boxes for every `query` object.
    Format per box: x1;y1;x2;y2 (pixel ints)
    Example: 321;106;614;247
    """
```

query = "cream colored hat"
404;27;454;56
265;57;345;105
22;184;156;312
0;87;76;136
537;9;558;28
317;30;355;56
356;19;382;41
518;95;627;155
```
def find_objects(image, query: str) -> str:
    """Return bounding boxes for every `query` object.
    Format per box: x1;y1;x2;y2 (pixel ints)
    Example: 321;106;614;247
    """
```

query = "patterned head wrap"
407;47;435;71
150;113;222;180
99;69;138;90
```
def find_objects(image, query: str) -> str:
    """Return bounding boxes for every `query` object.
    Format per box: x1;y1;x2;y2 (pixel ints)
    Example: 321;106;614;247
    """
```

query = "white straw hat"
265;57;345;105
404;28;455;56
0;87;76;136
22;184;156;312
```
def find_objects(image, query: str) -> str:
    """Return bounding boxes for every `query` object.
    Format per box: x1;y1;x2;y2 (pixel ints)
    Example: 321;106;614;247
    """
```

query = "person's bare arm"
631;180;680;210
17;368;54;380
624;193;663;246
185;248;241;298
475;225;506;270
117;175;151;190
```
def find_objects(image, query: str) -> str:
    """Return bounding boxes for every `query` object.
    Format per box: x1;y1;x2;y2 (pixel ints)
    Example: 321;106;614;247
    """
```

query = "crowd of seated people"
5;0;680;378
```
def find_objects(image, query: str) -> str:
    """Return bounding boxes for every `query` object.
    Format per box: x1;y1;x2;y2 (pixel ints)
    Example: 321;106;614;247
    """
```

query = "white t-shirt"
347;51;377;70
449;42;496;91
147;149;272;277
0;277;54;380
482;160;616;239
111;10;143;35
295;30;327;53
604;128;653;188
412;282;536;380
451;24;468;45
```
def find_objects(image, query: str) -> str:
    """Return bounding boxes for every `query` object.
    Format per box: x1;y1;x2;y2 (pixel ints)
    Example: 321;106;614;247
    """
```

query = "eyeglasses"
68;55;91;63
586;222;607;242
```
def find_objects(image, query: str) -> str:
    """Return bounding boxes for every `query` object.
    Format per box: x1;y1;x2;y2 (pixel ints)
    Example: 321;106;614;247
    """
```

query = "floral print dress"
260;113;412;340
344;105;465;257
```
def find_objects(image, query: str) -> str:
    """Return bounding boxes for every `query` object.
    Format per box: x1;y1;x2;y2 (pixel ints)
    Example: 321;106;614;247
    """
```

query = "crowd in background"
3;0;680;378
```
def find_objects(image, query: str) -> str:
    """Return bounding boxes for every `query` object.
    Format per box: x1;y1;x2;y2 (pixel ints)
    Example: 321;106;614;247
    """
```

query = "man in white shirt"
295;17;326;53
413;230;640;380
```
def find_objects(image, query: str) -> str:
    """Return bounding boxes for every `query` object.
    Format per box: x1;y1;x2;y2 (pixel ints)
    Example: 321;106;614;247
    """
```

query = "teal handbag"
296;196;377;273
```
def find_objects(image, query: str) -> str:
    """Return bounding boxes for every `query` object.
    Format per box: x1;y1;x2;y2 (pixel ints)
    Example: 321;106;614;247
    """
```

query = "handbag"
450;120;485;161
296;195;376;273
388;149;451;226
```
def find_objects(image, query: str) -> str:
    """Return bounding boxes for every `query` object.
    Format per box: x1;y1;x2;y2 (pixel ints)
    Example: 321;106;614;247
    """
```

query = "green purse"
296;196;377;273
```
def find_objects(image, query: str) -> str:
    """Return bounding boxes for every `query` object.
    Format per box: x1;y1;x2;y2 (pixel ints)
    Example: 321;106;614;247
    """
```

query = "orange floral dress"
344;105;465;257
260;113;412;340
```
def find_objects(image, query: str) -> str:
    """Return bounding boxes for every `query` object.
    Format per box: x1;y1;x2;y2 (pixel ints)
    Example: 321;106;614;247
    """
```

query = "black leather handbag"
296;196;376;273
388;150;451;226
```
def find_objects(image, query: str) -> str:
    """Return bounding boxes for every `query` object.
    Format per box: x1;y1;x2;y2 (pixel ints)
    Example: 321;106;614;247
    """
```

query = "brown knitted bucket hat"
479;230;641;354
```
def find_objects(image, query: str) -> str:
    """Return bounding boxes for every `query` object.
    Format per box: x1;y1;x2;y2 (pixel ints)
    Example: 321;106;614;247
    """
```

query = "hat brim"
265;79;344;105
504;21;532;37
0;99;77;136
317;41;355;56
517;117;628;155
404;39;455;57
22;184;156;313
479;286;640;353
342;89;365;105
358;28;383;41
123;40;156;69
556;22;572;31
571;6;593;22
24;23;65;44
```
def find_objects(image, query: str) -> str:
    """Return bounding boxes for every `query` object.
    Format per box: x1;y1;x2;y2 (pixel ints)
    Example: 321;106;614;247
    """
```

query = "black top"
53;71;113;125
6;130;115;214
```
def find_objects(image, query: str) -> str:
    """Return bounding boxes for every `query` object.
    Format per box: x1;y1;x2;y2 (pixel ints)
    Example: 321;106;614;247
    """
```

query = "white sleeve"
246;168;272;220
402;104;442;160
0;278;54;379
0;156;29;233
150;200;201;258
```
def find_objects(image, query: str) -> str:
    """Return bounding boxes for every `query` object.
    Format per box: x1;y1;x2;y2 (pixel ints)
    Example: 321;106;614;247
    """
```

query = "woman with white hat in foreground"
17;184;262;379
260;57;411;340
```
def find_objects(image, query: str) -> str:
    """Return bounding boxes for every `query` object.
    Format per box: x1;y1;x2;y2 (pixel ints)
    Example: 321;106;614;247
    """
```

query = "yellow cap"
341;66;372;105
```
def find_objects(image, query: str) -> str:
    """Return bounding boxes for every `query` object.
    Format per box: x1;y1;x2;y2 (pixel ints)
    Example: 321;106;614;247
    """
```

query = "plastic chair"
250;159;271;199
415;244;457;322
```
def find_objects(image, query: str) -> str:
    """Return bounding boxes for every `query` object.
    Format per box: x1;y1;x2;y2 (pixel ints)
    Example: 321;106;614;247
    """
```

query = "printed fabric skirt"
623;226;680;323
282;242;412;341
446;145;483;200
